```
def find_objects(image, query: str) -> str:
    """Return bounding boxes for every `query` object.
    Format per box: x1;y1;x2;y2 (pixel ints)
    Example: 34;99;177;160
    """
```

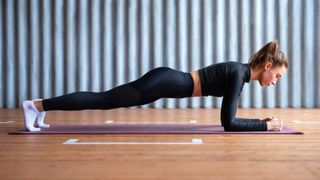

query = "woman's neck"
250;67;262;81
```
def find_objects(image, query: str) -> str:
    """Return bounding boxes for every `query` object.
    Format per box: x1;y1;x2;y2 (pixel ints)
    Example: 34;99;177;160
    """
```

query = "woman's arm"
220;73;267;131
221;96;267;131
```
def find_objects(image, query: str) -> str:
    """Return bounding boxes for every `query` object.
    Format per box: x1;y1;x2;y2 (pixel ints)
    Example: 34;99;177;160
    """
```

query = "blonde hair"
248;41;288;69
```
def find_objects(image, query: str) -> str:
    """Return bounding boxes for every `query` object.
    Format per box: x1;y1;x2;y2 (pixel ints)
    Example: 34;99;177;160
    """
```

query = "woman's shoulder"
201;61;246;75
205;61;244;68
222;61;244;67
225;62;250;82
214;62;249;80
207;61;245;71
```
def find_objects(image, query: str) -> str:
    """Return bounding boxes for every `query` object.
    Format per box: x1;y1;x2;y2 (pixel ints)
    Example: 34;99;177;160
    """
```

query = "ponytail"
248;40;288;69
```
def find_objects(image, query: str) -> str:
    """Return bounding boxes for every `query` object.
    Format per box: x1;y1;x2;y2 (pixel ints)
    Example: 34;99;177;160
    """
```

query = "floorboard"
0;108;319;180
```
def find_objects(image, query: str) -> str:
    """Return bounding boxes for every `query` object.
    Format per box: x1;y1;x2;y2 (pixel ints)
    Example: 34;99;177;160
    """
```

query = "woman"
22;41;288;132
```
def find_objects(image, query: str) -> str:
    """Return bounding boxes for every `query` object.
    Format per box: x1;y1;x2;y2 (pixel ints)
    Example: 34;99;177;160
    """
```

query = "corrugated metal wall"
1;0;319;109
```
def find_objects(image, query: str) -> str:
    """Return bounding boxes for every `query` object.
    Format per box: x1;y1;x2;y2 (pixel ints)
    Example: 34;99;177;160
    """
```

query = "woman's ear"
264;60;273;70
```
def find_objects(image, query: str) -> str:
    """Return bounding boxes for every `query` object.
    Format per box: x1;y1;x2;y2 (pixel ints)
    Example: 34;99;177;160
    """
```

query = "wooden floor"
0;108;319;180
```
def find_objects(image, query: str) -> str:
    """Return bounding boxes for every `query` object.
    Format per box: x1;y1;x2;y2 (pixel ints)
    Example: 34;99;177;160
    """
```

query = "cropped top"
198;61;267;131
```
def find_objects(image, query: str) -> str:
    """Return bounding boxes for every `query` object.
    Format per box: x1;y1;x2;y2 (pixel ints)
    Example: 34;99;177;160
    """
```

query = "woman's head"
249;41;288;69
248;41;288;87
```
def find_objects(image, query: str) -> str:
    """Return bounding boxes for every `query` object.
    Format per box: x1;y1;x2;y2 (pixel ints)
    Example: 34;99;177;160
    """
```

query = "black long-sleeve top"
198;61;267;131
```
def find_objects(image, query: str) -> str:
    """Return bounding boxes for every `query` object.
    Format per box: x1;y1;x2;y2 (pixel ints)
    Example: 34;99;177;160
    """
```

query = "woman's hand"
262;116;284;131
261;116;275;123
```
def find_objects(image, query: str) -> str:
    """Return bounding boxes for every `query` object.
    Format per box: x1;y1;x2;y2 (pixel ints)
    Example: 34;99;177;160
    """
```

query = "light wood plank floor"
0;108;319;180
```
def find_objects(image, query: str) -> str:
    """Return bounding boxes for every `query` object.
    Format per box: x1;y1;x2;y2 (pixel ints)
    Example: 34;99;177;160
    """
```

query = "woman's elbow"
221;117;231;130
222;122;238;131
221;116;237;131
223;125;233;131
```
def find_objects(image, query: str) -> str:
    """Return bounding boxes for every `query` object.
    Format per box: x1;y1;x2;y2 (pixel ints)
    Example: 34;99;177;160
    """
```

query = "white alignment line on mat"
0;121;15;124
105;120;197;124
63;138;203;145
293;120;320;124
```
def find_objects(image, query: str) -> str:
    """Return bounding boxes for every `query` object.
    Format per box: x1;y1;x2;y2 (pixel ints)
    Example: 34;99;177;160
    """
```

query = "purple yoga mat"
9;124;303;135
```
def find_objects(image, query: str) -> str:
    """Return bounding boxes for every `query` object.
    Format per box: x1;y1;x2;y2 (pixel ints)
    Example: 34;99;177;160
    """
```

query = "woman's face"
259;62;287;87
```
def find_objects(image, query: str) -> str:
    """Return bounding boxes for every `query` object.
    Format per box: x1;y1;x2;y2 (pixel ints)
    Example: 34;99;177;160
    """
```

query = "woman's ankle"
34;100;45;112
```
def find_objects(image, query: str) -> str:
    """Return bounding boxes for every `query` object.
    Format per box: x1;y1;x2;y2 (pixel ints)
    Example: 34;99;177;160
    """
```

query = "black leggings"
42;67;194;111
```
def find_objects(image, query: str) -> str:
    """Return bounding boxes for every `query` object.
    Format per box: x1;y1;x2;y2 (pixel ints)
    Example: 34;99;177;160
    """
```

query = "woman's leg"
42;67;194;110
22;67;194;131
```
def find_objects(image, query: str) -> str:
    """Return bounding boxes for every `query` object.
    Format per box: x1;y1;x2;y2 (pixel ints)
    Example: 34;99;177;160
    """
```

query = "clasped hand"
261;116;283;131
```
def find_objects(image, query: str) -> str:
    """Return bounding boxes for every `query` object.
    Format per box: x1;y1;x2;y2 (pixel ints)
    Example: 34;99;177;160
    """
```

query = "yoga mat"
9;124;303;135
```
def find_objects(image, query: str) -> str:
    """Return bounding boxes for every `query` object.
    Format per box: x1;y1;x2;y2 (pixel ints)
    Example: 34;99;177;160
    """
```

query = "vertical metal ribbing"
30;0;40;99
79;0;89;91
140;0;150;75
66;0;76;93
251;0;263;108
0;0;3;107
128;0;138;82
153;0;164;108
290;0;302;108
316;0;320;107
1;0;319;109
229;0;238;63
115;0;125;87
216;0;225;64
41;0;52;99
166;0;177;108
5;0;15;108
264;0;276;108
140;0;150;108
139;0;151;108
177;0;188;108
103;0;113;92
279;0;289;108
54;0;64;96
239;0;251;108
302;0;314;108
127;0;139;113
90;0;101;92
215;0;226;109
191;0;201;108
203;0;213;108
17;0;27;105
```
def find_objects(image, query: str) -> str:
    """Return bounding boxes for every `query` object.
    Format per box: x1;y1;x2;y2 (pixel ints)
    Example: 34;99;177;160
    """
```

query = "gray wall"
1;0;319;109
